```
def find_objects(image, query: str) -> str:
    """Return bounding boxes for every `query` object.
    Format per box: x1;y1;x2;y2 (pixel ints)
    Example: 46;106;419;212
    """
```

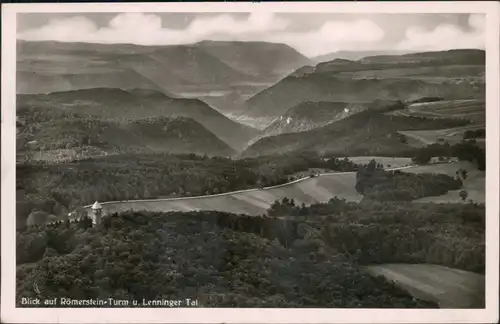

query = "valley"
15;38;486;309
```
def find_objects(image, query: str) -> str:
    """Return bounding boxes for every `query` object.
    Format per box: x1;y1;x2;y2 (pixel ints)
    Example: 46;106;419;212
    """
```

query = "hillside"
256;101;368;140
389;99;486;124
17;115;236;161
241;111;469;158
243;49;485;120
17;88;260;151
17;40;308;96
195;40;310;80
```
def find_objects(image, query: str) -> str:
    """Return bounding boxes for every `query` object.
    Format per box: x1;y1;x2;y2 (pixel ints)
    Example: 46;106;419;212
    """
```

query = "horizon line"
16;38;486;58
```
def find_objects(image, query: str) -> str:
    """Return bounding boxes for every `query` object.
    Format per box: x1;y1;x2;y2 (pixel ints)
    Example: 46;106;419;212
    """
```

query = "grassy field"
389;99;485;124
82;172;363;217
398;124;485;147
79;161;485;217
365;264;485;308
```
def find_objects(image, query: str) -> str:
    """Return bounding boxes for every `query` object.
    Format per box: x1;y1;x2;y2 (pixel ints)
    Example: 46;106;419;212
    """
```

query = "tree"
367;159;377;172
459;190;468;201
26;210;53;227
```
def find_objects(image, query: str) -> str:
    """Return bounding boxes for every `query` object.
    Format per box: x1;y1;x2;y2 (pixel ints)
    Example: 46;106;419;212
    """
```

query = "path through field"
365;264;485;308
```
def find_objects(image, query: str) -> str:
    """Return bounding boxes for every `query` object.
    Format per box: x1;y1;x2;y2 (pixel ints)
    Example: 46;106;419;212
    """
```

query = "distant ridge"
18;87;261;151
243;49;485;119
312;50;415;63
17;39;309;96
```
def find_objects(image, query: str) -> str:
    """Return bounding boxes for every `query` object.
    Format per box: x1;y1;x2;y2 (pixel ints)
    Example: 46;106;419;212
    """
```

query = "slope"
241;110;470;158
17;114;236;160
17;88;260;151
365;264;485;308
257;101;368;140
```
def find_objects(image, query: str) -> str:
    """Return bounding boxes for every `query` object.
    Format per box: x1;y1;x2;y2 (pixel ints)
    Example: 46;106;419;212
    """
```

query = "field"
82;172;363;217
398;124;485;147
388;99;485;124
79;161;484;217
335;65;484;81
365;264;485;308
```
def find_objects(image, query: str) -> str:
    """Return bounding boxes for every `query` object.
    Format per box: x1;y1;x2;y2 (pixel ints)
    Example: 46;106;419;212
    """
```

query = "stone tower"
91;201;103;227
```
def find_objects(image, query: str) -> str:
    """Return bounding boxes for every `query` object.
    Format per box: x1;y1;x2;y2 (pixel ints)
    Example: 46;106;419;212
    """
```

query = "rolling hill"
17;40;309;96
240;110;470;158
243;49;485;121
17;115;236;160
17;88;260;151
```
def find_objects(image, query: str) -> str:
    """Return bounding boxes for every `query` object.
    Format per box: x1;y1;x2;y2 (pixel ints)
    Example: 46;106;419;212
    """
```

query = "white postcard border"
2;2;499;323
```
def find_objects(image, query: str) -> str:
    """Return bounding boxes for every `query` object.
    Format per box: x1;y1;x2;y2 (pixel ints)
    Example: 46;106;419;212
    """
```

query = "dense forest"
16;197;484;307
264;197;484;273
16;152;327;226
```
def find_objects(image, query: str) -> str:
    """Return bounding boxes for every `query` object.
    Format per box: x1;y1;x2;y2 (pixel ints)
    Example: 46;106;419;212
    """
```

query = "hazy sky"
17;13;485;57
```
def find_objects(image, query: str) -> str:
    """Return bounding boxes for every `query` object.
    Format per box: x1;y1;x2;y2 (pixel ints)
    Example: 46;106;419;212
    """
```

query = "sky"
17;13;485;57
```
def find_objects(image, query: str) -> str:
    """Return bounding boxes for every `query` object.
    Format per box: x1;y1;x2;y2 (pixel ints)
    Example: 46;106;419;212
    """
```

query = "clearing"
398;124;485;147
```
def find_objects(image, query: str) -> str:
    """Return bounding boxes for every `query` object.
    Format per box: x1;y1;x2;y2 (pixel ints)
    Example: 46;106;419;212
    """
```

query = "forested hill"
241;110;469;158
17;88;260;151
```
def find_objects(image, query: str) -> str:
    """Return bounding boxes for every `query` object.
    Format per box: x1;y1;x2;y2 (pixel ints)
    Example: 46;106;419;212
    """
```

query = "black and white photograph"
1;2;499;323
